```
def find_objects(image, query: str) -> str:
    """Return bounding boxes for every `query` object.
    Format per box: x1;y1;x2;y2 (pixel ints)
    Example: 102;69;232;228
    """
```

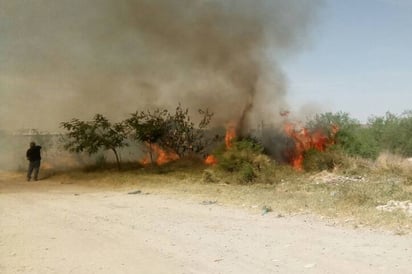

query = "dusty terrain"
1;173;412;274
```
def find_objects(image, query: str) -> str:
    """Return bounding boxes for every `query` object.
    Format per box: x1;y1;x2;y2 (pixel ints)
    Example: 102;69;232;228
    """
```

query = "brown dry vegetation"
5;153;411;234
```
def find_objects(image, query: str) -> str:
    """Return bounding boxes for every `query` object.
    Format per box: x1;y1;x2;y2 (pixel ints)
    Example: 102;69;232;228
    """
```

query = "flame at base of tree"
284;122;339;171
140;143;179;165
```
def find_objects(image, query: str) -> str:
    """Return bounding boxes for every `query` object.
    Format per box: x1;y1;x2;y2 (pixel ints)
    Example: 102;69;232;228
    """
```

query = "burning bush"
211;138;270;183
304;111;412;160
125;104;214;165
58;106;412;175
282;114;339;171
160;104;214;158
125;108;170;165
216;138;263;172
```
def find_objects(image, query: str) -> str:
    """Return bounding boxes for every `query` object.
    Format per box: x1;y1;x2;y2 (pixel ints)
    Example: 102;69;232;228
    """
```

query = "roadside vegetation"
3;107;412;232
55;107;412;232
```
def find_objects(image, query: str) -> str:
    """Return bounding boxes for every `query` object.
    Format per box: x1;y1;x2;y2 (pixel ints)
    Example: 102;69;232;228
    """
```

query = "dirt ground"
1;173;412;274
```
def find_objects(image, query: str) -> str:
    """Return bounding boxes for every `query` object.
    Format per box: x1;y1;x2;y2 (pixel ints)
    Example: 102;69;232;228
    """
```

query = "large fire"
283;121;339;170
204;115;338;170
140;143;179;165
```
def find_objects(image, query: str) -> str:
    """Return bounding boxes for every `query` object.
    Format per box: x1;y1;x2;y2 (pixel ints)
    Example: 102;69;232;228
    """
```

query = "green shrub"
239;163;256;183
306;112;362;156
210;138;270;183
216;138;263;172
302;147;347;172
368;111;412;157
307;111;412;159
304;111;412;159
212;138;305;184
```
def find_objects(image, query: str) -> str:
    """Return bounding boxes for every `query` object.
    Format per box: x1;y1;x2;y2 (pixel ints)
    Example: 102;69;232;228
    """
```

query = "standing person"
26;142;42;181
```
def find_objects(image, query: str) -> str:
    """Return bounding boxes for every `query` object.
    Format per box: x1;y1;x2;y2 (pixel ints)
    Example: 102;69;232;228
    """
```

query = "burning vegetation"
3;1;329;174
204;123;237;166
60;103;342;173
202;110;340;172
283;118;339;171
139;143;180;166
7;0;408;177
4;107;411;189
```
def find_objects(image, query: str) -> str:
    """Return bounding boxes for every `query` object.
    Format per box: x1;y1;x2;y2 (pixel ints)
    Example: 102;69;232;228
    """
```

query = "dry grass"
374;152;412;180
5;153;412;233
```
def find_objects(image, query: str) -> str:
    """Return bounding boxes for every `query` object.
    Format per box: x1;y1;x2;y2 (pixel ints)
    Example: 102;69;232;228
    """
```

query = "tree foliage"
306;112;367;157
160;104;214;157
125;109;170;164
60;114;128;169
60;104;214;168
124;104;214;164
306;110;412;159
368;111;412;157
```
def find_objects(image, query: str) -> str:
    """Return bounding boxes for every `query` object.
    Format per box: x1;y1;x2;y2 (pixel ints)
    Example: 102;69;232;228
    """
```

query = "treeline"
307;110;412;159
59;105;412;171
60;104;214;169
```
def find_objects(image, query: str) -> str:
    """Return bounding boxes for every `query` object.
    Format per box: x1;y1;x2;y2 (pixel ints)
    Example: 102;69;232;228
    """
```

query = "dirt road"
1;178;411;274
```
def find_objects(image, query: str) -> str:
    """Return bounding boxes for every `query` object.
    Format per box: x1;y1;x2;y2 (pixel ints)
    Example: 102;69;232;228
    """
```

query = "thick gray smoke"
0;0;321;132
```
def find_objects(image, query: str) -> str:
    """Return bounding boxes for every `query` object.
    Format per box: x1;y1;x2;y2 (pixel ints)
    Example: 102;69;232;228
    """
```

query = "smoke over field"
0;0;321;132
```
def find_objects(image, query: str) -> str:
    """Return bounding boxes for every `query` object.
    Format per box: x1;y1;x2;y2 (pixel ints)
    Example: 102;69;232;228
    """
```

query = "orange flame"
204;155;218;165
140;143;179;165
225;124;236;149
284;122;338;171
204;123;237;165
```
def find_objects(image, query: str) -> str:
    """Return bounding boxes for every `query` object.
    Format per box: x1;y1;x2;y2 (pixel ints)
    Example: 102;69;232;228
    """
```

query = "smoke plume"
0;0;321;132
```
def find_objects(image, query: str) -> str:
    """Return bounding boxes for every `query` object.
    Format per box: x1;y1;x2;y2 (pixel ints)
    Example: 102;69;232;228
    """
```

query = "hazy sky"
283;0;412;122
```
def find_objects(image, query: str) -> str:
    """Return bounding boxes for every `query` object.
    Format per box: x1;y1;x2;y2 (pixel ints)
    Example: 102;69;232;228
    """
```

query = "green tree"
306;112;381;158
160;104;214;157
125;109;169;164
303;110;412;159
368;111;412;157
398;111;412;156
60;114;128;170
125;104;214;163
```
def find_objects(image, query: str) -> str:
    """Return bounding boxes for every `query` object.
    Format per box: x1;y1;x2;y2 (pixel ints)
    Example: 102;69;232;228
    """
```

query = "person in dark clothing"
26;142;42;181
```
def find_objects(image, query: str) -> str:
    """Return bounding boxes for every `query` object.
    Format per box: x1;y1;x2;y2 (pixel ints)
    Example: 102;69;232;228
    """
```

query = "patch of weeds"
335;183;373;207
403;175;412;186
239;163;256;183
303;147;348;172
202;169;219;183
216;138;263;172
